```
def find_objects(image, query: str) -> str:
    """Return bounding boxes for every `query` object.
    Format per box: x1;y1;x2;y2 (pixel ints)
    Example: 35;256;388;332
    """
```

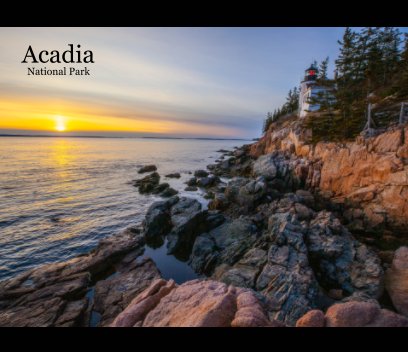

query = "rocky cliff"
250;117;408;247
2;125;408;327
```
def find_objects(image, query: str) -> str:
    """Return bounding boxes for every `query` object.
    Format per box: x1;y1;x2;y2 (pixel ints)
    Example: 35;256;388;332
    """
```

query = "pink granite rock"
111;279;278;327
325;301;408;327
296;301;408;327
385;247;408;317
325;301;379;327
295;310;325;327
231;291;272;327
111;279;176;327
143;279;237;327
0;229;152;327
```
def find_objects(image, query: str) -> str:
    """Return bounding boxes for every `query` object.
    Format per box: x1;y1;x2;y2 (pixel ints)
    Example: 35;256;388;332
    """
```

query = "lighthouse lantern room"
304;64;318;82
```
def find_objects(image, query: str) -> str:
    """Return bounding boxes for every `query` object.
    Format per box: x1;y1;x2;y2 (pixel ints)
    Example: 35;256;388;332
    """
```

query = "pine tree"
356;27;401;92
318;57;329;82
263;112;273;133
335;28;359;137
355;27;375;83
272;109;277;121
284;88;293;114
334;28;375;139
395;33;408;97
305;88;338;141
364;27;382;91
263;113;267;132
380;27;401;86
402;33;408;64
292;86;300;112
335;28;357;83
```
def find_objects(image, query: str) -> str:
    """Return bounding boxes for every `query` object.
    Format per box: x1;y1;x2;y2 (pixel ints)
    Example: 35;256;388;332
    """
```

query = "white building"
298;64;328;118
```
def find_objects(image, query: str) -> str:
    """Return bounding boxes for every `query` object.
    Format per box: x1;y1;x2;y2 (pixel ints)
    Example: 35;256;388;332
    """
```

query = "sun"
55;116;66;132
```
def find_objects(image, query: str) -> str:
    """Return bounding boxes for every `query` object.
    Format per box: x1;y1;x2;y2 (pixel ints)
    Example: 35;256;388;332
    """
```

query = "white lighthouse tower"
298;63;327;118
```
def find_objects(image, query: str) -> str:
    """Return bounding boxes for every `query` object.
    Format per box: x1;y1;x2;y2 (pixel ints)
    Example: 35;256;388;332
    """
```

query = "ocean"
0;137;245;282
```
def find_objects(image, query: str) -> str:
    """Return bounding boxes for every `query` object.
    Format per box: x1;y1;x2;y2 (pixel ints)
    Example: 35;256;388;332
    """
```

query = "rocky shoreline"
1;128;408;327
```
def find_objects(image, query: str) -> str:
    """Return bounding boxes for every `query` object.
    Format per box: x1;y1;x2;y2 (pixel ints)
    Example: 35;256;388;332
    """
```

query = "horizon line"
0;133;253;141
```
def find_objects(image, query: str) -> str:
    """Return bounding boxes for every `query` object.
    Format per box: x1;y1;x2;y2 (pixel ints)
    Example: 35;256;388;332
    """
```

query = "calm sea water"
0;137;244;282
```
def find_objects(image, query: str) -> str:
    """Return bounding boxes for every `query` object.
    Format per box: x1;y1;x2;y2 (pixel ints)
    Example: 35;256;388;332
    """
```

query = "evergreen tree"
395;33;408;97
263;112;271;133
335;28;360;137
272;109;277;121
292;86;300;111
380;27;401;85
305;88;338;142
335;27;357;82
284;88;293;114
318;57;329;81
355;27;375;83
402;33;408;63
284;86;300;113
362;27;380;91
262;86;301;133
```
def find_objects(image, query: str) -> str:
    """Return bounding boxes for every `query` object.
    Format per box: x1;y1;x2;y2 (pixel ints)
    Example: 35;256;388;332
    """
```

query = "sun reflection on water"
51;139;74;167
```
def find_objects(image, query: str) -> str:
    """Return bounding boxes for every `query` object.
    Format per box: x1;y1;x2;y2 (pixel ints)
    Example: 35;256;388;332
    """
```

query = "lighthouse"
298;63;327;118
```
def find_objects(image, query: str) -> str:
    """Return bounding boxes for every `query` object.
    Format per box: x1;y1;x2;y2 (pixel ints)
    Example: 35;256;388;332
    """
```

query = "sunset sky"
2;27;403;139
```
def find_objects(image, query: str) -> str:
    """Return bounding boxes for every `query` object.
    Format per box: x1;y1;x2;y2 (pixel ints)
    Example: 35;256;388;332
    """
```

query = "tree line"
263;27;408;142
262;56;330;134
307;27;408;142
262;87;300;132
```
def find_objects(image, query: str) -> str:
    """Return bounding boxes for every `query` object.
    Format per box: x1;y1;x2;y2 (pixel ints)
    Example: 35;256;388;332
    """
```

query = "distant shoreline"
0;134;251;141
